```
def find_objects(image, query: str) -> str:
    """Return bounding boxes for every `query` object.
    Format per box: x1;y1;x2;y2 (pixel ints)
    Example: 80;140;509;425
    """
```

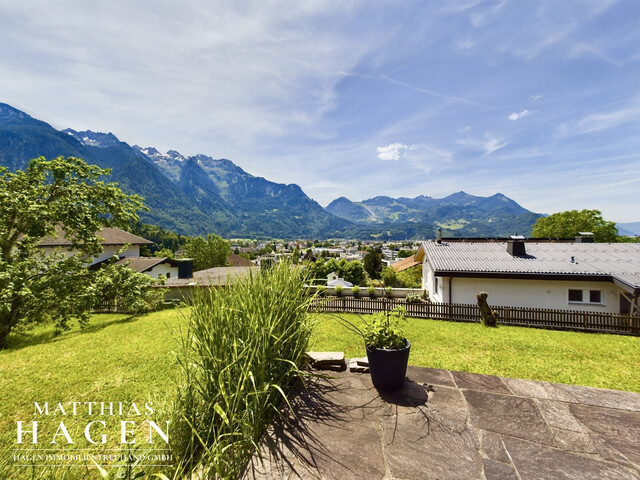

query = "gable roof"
39;227;153;247
227;253;253;267
417;241;640;294
114;256;177;273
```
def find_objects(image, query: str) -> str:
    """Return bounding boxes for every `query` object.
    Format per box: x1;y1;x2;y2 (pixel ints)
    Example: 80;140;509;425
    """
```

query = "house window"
568;289;603;305
568;289;582;302
434;277;439;294
166;272;171;279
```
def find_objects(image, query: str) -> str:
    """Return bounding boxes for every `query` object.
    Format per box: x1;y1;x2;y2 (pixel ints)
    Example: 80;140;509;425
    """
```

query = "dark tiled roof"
39;227;154;246
163;266;260;287
114;257;172;273
227;253;253;267
419;241;640;292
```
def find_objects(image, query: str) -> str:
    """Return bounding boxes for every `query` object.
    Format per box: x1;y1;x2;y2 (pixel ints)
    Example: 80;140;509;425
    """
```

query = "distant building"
326;272;353;288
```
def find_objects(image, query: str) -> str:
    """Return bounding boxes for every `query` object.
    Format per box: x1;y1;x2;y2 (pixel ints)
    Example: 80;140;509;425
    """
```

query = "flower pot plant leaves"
334;306;408;350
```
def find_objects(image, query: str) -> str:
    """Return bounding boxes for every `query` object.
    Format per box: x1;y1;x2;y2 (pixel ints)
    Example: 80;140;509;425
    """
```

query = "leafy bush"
405;293;422;303
316;285;326;297
93;263;165;314
351;285;360;297
172;261;313;479
367;285;376;298
335;284;343;297
385;286;393;297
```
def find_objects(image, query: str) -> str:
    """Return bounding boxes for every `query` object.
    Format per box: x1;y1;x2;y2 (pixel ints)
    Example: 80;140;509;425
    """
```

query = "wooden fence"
311;297;640;336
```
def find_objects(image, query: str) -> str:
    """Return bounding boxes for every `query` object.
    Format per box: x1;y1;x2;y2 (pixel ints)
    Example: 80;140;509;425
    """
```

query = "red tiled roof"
390;255;420;272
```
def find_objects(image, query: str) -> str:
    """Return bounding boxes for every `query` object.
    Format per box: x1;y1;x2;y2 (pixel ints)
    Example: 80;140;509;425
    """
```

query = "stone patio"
243;366;640;480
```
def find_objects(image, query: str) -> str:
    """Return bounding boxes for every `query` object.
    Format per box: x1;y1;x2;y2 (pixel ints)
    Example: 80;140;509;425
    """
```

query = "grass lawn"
309;313;640;393
0;310;186;479
1;308;638;478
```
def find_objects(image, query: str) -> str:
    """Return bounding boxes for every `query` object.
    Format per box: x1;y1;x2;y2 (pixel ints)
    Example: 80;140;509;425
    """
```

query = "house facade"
416;237;640;315
40;227;190;280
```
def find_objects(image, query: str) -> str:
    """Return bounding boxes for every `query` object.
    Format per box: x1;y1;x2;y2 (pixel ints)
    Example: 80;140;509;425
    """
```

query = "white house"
326;272;353;288
415;236;640;315
39;227;188;280
39;227;154;265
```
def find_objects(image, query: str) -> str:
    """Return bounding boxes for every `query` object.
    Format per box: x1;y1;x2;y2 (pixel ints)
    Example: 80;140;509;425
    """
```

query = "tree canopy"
183;233;231;271
531;209;618;243
310;258;366;286
0;156;146;349
363;250;383;280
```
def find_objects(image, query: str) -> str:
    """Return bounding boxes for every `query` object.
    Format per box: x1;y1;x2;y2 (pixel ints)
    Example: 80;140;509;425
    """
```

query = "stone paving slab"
243;367;640;480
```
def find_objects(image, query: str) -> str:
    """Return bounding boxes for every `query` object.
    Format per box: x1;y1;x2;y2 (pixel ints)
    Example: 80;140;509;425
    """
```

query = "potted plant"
316;285;326;297
367;285;376;299
352;285;360;298
385;286;393;297
335;284;343;298
337;306;410;391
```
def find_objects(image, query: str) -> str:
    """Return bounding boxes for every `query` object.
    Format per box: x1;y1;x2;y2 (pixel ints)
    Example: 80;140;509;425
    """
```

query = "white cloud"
377;143;412;161
557;107;639;137
457;133;508;155
482;134;508;155
508;109;531;121
531;94;543;101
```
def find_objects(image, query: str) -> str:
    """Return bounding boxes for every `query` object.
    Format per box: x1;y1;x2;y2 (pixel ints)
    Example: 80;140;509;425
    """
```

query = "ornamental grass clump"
172;261;314;479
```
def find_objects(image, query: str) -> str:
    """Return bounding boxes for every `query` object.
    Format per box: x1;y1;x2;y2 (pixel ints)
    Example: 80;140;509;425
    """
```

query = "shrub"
335;284;343;297
316;285;326;297
385;286;393;297
368;285;376;298
351;285;360;298
172;261;314;479
406;293;422;304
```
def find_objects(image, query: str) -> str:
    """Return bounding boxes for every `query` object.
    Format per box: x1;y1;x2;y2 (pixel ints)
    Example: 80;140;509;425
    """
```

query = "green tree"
397;249;416;259
531;209;618;243
183;233;231;271
363;251;383;279
153;247;176;259
340;259;366;286
381;266;398;287
396;265;422;288
0;156;145;349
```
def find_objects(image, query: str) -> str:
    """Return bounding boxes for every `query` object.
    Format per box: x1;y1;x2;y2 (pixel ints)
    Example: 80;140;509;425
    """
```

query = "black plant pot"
366;340;411;391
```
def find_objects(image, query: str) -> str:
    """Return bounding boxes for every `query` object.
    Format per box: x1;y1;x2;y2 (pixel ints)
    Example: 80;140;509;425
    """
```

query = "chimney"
178;259;193;279
507;235;526;257
436;228;442;244
575;232;594;243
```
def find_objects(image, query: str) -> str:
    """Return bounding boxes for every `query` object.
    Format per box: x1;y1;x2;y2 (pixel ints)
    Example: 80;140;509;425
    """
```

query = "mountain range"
0;102;544;239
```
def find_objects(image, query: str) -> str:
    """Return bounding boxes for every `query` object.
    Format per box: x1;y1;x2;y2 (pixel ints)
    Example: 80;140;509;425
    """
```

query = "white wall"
92;245;140;265
434;274;623;313
145;263;179;280
41;244;141;264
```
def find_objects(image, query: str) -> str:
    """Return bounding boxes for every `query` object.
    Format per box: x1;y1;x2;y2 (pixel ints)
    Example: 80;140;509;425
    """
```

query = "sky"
1;0;639;222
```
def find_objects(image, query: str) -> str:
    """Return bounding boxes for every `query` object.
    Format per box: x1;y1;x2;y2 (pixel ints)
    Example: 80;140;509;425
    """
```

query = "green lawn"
0;310;185;479
1;309;638;478
309;313;640;392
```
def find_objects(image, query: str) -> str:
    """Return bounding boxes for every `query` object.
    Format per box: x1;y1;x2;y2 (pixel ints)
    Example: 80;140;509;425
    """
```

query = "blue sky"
1;0;639;222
